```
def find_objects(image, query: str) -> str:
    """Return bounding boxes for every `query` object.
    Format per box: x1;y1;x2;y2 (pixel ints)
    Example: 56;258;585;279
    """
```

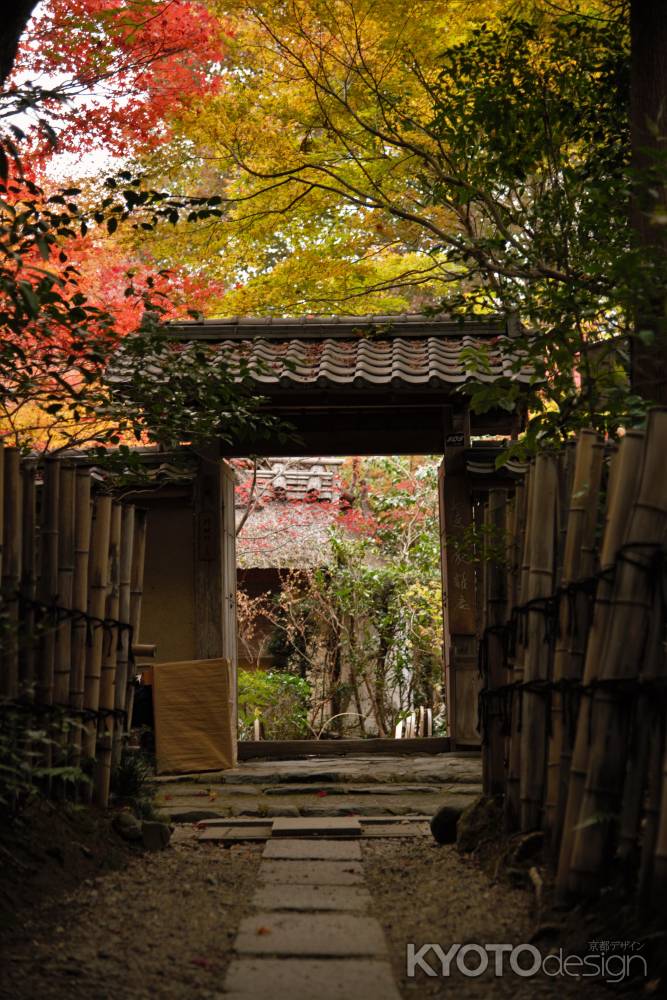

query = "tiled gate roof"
163;315;528;393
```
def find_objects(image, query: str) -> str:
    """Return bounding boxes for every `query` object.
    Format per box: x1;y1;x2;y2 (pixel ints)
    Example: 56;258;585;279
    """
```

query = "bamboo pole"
544;431;604;855
505;466;533;830
53;465;76;706
1;449;22;700
482;489;508;796
125;507;147;738
112;505;134;768
69;470;92;761
519;452;559;831
555;429;645;899
640;721;666;908
94;503;121;807
81;494;112;779
19;464;37;698
36;458;60;708
555;442;577;589
569;408;667;895
617;578;665;874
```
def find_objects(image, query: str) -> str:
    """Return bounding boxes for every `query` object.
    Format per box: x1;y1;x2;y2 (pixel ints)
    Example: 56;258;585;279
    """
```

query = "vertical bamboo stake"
519;452;559;831
640;723;666;907
69;470;92;760
544;431;604;854
19;464;37;698
112;505;134;767
555;442;577;589
82;494;112;778
617;578;665;871
36;458;60;707
555;429;645;899
505;466;533;830
482;489;508;796
125;507;147;737
569;408;667;895
94;503;121;807
1;449;22;700
53;465;76;706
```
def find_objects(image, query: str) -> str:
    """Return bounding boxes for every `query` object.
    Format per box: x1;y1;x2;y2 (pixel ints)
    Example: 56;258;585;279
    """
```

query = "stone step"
234;912;386;957
262;783;440;795
160;790;476;824
259;860;364;886
263;838;362;859
224;957;401;1000
272;816;362;838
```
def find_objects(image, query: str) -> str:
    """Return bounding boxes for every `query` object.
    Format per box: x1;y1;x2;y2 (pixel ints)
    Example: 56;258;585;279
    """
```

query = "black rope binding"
476;541;667;746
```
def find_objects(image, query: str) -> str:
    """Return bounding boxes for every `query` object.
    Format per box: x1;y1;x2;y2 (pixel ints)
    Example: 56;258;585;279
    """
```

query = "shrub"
237;670;311;741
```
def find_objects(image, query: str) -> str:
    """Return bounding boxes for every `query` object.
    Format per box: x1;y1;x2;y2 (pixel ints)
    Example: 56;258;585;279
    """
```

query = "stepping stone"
224;958;401;1000
197;817;273;827
263;838;362;860
198;826;272;842
361;823;429;838
258;860;363;885
234;912;388;958
272;816;361;838
358;814;429;824
252;884;371;912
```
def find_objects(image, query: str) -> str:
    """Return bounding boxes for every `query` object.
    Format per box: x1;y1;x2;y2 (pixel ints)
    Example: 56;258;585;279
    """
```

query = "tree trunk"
0;1;38;86
629;0;667;402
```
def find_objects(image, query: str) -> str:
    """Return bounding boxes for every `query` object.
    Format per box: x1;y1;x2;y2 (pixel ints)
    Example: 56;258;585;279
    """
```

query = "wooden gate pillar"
439;420;480;747
193;446;238;733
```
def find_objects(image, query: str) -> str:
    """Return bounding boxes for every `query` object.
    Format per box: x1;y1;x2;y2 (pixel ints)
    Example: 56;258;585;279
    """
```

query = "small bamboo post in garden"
70;470;92;760
82;494;112;779
482;489;508;796
112;504;134;767
94;503;121;807
1;448;22;700
125;507;147;737
544;430;604;854
19;463;37;698
53;465;76;707
505;466;533;830
36;458;61;708
569;408;667;895
555;428;645;899
520;452;559;831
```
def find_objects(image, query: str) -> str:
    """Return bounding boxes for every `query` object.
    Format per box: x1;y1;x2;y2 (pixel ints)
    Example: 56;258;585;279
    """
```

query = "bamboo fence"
478;410;667;905
0;451;148;808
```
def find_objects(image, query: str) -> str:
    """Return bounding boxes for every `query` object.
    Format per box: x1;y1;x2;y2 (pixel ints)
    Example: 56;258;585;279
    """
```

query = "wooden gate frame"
193;446;238;738
438;414;481;747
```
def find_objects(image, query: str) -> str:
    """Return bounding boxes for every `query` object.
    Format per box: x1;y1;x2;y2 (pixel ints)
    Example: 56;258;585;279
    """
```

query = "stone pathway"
223;836;402;1000
156;752;482;824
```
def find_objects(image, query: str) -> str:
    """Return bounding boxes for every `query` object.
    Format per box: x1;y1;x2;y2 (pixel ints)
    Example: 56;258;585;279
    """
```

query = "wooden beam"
237;736;453;760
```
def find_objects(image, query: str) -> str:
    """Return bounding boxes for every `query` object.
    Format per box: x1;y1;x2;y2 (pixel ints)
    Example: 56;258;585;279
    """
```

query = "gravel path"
363;839;614;999
0;834;262;1000
1;829;630;999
